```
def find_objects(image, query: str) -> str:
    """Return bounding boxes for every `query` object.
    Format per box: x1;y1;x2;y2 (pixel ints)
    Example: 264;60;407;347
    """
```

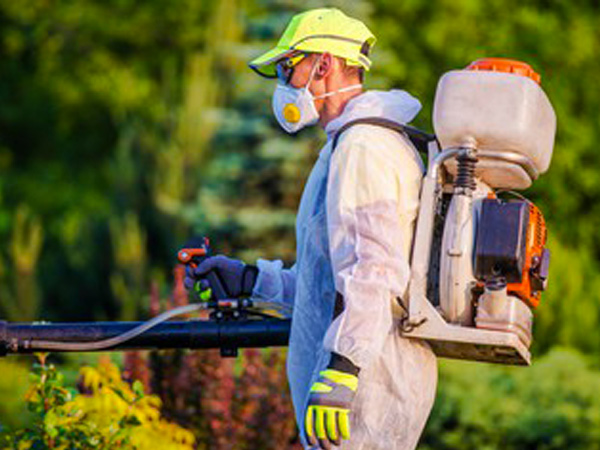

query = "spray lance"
0;238;291;357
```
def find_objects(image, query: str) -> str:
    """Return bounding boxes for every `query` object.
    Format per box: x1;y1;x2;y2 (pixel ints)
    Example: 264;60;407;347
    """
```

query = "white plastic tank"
433;58;557;190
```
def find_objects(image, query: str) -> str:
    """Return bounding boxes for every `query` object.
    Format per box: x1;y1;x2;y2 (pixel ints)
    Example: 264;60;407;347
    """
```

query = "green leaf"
132;380;145;398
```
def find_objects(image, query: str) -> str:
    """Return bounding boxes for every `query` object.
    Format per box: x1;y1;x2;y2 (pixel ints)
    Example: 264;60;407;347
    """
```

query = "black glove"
183;255;258;300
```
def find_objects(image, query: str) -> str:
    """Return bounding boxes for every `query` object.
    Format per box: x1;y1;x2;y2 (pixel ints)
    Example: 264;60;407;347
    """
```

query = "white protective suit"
253;89;438;449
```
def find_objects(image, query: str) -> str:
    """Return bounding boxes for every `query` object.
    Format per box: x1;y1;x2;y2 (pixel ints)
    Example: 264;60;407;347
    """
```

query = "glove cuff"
241;265;259;296
328;352;360;376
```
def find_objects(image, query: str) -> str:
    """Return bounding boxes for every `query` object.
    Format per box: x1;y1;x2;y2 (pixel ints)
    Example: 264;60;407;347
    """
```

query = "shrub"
421;348;600;450
0;359;33;432
0;354;195;450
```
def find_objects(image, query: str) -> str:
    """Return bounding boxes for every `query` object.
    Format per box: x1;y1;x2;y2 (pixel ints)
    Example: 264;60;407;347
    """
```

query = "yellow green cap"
249;8;376;78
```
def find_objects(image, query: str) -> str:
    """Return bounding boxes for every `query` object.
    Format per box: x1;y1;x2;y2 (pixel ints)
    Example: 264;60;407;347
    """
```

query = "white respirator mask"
272;56;362;134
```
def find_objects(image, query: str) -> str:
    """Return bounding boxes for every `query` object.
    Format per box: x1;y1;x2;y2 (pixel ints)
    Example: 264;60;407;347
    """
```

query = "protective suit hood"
325;89;422;139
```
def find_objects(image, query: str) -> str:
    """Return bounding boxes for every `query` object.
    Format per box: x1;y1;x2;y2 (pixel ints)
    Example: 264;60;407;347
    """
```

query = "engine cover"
474;198;549;308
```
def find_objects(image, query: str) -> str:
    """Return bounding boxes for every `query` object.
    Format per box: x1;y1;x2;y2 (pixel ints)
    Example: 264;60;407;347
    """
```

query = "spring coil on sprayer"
455;151;478;192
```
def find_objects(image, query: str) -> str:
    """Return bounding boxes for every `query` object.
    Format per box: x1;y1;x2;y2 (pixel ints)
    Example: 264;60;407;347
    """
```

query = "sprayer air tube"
0;316;291;355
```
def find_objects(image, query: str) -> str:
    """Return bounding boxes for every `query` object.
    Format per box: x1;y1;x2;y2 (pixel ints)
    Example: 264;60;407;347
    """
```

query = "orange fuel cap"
466;58;541;84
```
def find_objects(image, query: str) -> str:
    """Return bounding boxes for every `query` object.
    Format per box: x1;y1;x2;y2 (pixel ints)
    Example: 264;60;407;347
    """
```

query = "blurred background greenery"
1;0;600;448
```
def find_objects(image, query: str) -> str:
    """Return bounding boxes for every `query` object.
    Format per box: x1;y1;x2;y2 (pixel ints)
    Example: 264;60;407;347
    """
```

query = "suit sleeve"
323;127;418;369
252;259;297;307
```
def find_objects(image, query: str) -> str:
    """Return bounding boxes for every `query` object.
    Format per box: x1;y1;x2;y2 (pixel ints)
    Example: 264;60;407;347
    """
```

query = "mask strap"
305;56;363;99
314;84;363;100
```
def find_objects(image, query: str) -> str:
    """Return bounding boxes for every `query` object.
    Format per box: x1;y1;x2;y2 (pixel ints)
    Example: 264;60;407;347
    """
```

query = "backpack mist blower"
401;58;555;365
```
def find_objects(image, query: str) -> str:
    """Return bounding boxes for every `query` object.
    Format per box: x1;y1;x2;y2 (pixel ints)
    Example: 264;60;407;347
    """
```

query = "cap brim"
248;46;294;78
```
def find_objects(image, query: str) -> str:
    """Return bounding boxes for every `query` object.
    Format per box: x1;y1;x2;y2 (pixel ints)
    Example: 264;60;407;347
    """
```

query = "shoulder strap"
331;117;436;154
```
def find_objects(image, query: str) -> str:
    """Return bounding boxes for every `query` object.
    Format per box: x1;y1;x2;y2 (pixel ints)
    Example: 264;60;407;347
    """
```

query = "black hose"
0;318;291;356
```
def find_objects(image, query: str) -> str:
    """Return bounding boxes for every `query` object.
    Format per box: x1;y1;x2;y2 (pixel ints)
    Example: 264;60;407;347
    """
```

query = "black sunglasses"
275;53;308;84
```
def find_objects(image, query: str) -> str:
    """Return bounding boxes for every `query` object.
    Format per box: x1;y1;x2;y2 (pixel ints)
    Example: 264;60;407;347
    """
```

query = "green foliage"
421;348;600;449
5;348;600;449
0;360;33;432
0;355;195;449
534;237;600;356
0;0;228;321
0;205;43;321
109;212;148;321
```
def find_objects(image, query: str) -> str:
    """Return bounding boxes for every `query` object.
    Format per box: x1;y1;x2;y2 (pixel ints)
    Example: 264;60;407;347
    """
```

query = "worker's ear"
314;52;334;80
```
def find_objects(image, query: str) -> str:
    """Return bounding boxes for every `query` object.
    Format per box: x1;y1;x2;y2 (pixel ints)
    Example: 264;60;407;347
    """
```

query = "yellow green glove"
305;368;358;449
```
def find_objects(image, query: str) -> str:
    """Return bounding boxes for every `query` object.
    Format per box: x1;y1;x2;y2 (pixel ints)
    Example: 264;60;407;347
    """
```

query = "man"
185;8;438;449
